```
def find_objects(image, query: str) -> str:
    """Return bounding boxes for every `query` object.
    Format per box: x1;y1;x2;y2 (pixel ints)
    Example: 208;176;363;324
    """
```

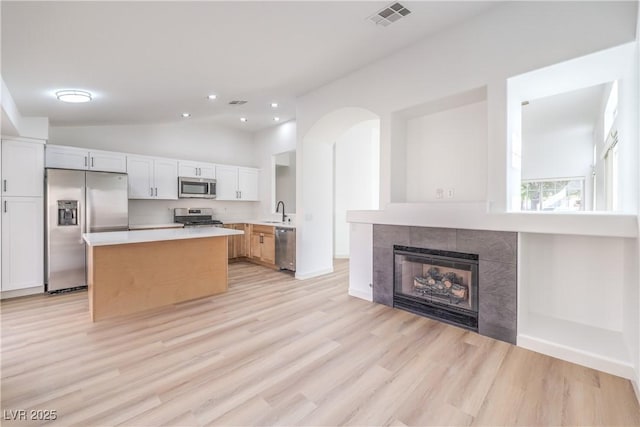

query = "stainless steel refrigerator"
45;169;128;292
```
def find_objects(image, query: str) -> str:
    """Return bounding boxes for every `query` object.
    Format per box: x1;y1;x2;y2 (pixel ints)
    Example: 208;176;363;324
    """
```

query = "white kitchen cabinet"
154;158;179;199
178;160;216;179
237;167;259;201
127;155;177;200
215;165;259;201
1;196;43;291
45;145;88;170
89;149;127;173
46;145;126;173
215;165;239;200
2;139;44;197
127;156;154;199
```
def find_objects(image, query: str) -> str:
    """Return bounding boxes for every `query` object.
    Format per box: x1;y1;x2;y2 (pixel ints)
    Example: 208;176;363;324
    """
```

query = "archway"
296;107;380;279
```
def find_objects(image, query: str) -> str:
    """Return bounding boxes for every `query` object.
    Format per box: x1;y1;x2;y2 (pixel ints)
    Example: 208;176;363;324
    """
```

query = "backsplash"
128;199;260;225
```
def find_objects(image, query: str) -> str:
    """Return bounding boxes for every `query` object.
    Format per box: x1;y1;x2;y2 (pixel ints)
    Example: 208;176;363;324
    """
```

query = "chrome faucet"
276;200;286;223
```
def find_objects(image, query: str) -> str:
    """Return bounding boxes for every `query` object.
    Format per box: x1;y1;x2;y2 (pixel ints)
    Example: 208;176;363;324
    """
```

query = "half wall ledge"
347;204;637;238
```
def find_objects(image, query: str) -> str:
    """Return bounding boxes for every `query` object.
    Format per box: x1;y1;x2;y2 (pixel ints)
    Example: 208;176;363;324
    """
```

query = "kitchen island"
83;227;243;321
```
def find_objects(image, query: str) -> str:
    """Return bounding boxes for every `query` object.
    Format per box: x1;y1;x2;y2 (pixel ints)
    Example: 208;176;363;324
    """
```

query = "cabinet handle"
2;179;6;192
155;187;158;197
84;156;88;167
260;235;263;244
91;157;94;167
198;168;201;176
3;201;6;213
150;187;153;196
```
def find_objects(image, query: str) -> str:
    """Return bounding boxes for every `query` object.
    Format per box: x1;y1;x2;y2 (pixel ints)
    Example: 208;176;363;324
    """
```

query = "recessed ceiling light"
56;90;92;103
274;117;280;122
240;117;247;122
271;102;278;108
207;94;217;100
181;112;191;118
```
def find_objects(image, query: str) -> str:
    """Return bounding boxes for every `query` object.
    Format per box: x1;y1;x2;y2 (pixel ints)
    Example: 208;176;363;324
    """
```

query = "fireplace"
393;245;479;331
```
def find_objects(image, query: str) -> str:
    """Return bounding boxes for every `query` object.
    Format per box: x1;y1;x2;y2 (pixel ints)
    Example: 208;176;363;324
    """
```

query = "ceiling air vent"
229;100;248;105
368;2;411;27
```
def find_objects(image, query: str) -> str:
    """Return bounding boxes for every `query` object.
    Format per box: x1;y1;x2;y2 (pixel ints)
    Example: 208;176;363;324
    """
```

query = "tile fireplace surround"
373;225;517;344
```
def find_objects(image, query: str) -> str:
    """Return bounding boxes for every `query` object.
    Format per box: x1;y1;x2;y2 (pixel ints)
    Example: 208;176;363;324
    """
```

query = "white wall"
406;101;487;202
128;198;257;225
334;120;379;258
253;120;297;220
296;1;637;279
49;120;256;167
349;222;373;301
634;8;640;399
275;151;296;214
1;77;48;139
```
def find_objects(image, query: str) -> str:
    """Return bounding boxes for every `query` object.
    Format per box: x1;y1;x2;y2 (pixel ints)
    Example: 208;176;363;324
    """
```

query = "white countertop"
128;223;184;230
228;220;296;229
83;227;244;247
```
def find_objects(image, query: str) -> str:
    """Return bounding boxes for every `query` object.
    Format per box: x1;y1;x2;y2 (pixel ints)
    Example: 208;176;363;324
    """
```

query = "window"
521;178;584;211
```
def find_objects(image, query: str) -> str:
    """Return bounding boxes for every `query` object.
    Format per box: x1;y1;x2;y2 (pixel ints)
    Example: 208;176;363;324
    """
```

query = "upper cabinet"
127;155;177;200
178;160;216;179
46;145;127;173
2;139;44;197
216;165;259;201
238;167;259;201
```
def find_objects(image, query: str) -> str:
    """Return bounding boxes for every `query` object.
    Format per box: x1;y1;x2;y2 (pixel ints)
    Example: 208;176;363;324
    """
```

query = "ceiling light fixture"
181;112;191;118
271;102;278;108
207;94;217;100
240;117;247;122
274;117;280;122
55;89;92;103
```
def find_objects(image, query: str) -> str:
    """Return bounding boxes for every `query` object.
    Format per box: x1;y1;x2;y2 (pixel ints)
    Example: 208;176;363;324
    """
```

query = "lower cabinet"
1;196;43;291
225;224;251;260
226;223;276;268
250;225;275;266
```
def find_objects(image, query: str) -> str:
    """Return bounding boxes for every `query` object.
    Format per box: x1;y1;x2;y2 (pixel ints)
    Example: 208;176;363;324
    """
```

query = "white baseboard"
295;267;334;280
0;285;44;300
518;334;635;380
348;287;372;302
632;378;640;405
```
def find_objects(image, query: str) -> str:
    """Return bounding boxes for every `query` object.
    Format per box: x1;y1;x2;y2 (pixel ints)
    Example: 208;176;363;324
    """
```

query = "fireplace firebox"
393;245;479;331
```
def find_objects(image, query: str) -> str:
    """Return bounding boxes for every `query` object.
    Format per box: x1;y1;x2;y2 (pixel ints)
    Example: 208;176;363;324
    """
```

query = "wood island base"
87;236;228;321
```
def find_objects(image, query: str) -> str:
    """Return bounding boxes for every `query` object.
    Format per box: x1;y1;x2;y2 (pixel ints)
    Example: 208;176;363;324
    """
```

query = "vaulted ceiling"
2;1;498;131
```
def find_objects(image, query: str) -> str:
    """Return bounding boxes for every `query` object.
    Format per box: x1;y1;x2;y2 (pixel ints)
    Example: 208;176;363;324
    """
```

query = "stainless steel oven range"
173;208;223;227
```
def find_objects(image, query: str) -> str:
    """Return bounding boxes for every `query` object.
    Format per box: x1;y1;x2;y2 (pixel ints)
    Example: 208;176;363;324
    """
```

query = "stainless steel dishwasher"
275;227;296;272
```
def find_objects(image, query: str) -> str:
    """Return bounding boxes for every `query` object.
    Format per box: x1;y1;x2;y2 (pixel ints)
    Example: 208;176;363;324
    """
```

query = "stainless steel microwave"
178;177;216;199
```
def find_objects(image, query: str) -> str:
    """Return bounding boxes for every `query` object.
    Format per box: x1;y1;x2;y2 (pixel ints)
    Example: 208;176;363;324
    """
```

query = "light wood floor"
1;260;639;426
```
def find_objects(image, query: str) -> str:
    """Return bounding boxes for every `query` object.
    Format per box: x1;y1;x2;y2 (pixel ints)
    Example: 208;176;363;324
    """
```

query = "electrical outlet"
436;188;444;199
447;188;455;198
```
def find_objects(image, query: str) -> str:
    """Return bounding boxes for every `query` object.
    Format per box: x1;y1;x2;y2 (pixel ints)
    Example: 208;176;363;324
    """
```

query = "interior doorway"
297;107;380;278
